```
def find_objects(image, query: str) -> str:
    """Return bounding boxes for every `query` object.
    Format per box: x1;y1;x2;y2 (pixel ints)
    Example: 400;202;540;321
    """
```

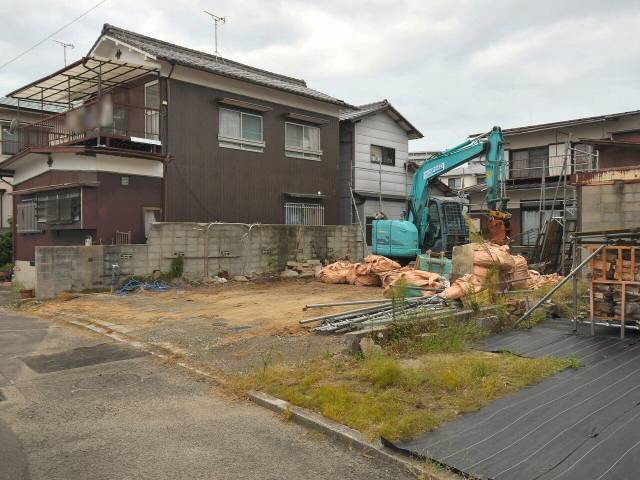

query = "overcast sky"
1;0;639;150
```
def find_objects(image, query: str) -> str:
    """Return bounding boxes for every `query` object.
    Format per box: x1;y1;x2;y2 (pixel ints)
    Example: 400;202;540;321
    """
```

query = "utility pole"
52;40;74;66
204;11;226;55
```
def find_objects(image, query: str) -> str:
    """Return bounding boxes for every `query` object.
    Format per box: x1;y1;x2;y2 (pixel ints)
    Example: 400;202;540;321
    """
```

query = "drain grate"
21;343;148;373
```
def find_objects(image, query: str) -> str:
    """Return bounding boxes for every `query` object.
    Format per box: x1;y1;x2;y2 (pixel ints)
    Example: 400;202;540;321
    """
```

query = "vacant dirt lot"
25;278;383;372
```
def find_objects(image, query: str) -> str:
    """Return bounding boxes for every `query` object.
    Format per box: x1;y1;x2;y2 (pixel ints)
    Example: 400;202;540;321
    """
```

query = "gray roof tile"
101;24;347;106
339;99;423;139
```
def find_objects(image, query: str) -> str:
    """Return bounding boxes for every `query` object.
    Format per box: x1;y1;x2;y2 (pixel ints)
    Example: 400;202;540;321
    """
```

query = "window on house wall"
22;189;81;229
284;202;324;225
285;122;321;160
144;80;160;141
16;199;38;233
510;147;549;179
39;190;81;225
573;143;596;172
219;108;265;152
448;177;462;189
370;145;395;166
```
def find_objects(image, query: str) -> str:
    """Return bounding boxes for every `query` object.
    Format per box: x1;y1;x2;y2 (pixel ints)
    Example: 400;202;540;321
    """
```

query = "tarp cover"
385;320;640;479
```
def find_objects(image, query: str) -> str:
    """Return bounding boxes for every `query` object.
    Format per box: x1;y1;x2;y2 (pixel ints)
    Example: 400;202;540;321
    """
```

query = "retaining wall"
34;223;364;298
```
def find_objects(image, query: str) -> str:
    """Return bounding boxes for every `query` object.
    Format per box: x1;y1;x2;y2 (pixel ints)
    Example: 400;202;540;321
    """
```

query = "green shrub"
169;255;184;278
0;229;12;267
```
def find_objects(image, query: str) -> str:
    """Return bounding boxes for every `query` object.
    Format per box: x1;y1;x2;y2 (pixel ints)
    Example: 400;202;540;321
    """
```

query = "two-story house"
338;100;426;243
1;24;348;286
465;109;640;252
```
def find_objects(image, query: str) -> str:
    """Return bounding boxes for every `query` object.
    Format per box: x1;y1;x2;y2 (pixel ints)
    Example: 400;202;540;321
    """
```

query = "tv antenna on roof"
52;40;74;66
204;11;226;56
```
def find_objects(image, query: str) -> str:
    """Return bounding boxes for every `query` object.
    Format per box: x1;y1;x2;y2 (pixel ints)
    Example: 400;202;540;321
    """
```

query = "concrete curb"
248;390;430;479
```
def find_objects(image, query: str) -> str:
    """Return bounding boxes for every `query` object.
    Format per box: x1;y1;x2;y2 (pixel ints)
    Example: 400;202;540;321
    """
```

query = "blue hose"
115;279;171;296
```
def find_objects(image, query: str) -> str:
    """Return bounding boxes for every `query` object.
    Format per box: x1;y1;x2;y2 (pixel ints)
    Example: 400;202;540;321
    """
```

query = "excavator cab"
371;197;469;259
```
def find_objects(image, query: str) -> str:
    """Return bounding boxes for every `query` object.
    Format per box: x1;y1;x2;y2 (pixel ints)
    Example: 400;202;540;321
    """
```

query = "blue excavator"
372;126;510;261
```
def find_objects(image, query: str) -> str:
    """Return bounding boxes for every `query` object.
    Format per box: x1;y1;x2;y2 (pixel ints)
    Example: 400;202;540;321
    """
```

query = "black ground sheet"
385;319;640;479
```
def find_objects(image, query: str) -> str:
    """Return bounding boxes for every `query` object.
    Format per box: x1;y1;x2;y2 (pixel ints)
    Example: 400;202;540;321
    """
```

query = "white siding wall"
361;198;406;221
353;112;411;197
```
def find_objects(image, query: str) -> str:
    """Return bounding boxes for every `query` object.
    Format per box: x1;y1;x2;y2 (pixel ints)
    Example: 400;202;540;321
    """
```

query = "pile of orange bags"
439;242;564;300
319;255;444;295
380;267;446;297
318;260;355;284
319;247;564;302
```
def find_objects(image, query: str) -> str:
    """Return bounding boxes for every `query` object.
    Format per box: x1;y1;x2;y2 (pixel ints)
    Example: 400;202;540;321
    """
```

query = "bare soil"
24;278;383;373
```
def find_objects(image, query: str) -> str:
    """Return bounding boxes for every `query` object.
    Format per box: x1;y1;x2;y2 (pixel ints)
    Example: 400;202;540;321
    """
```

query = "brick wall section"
35;223;364;298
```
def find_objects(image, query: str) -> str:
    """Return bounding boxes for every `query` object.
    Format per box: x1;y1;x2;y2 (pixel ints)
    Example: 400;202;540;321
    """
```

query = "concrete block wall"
34;223;364;298
146;223;364;278
35;246;106;299
580;182;640;231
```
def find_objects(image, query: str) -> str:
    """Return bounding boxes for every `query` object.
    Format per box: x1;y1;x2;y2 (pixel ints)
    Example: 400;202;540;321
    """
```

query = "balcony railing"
7;98;161;154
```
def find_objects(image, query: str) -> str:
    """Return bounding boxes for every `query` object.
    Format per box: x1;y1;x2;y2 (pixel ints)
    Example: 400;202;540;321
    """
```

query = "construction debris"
380;268;446;297
309;296;450;334
281;259;323;279
440;243;564;300
319;255;446;295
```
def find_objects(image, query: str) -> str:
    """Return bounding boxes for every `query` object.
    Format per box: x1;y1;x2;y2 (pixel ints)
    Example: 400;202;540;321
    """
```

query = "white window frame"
285;122;322;161
218;108;265;153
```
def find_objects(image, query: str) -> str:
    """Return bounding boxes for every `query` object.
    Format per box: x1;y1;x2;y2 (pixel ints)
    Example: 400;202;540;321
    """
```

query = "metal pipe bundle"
311;296;450;334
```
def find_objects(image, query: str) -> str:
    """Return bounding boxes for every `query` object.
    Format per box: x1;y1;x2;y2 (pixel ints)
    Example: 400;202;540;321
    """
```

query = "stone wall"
34;223;364;298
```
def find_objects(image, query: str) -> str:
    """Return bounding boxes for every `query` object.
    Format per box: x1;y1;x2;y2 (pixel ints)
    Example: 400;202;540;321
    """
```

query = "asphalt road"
0;310;413;480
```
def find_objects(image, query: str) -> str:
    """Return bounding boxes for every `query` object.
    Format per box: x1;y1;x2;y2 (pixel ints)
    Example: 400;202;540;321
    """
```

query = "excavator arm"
371;126;510;260
408;126;509;246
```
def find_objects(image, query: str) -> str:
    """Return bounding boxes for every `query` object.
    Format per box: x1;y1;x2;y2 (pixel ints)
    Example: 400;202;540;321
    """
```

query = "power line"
0;0;107;72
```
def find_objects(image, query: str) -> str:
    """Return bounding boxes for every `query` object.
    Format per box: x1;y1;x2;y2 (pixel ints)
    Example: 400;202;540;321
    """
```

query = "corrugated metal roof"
97;24;347;107
6;57;158;105
0;96;65;113
470;110;640;137
339;99;423;139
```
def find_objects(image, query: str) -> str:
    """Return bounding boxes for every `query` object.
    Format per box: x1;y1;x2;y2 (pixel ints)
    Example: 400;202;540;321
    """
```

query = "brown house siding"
165;79;340;224
597;146;640;170
13;171;161;261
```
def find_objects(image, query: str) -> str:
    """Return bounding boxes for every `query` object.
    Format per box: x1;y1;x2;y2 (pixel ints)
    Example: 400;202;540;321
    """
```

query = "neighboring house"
91;24;347;226
0;23;348;286
0;97;63;231
465;110;640;250
338;100;425;242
